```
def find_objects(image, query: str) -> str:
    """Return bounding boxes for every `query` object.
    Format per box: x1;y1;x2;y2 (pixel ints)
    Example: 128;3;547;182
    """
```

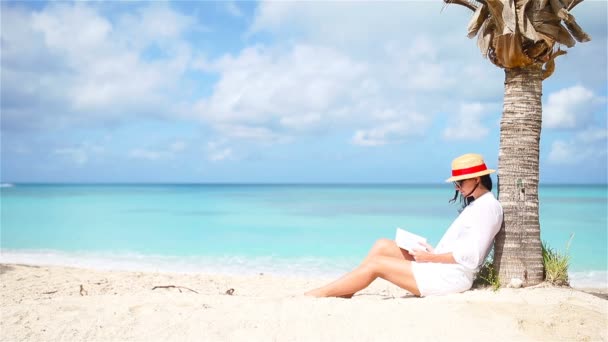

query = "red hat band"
451;163;488;177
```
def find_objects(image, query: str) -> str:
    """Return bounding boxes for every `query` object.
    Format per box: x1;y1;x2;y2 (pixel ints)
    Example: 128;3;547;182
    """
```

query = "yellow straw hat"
445;153;496;182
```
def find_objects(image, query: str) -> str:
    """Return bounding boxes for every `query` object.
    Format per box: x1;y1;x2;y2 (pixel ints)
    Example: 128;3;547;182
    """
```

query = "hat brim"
445;169;495;182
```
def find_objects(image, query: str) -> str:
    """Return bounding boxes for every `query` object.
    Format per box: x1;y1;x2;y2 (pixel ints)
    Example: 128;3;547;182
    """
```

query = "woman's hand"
410;249;433;262
420;241;435;253
410;242;435;263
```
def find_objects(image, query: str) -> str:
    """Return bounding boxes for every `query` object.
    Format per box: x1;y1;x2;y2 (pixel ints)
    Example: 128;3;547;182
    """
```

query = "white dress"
411;192;503;296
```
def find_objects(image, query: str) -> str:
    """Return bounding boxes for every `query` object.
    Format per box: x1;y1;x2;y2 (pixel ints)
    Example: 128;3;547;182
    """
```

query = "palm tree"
444;0;590;286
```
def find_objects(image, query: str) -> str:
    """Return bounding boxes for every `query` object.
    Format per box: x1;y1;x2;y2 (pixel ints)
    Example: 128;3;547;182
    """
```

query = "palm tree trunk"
494;63;544;286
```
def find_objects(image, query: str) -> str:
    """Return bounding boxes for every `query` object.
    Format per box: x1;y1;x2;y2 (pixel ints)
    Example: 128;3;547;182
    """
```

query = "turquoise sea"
1;183;606;288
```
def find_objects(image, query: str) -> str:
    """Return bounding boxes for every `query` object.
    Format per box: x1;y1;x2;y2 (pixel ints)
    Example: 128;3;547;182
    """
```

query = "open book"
395;228;427;252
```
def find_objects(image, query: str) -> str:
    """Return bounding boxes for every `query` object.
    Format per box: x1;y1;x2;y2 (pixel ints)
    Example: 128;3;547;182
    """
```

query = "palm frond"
468;4;490;38
542;59;556;80
443;0;479;11
523;39;551;59
517;0;539;41
549;0;570;21
548;0;591;42
539;0;551;10
477;19;495;57
535;22;576;47
485;0;506;33
503;0;518;34
562;14;591;42
566;0;584;11
494;32;533;68
453;0;590;73
541;48;567;80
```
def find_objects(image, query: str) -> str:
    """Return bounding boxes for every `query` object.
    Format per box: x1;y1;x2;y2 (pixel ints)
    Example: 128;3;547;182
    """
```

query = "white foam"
3;249;605;288
0;249;353;278
0;183;14;188
569;270;608;289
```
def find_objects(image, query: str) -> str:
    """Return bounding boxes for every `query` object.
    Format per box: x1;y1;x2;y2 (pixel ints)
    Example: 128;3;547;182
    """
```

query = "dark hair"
449;174;493;211
480;174;493;192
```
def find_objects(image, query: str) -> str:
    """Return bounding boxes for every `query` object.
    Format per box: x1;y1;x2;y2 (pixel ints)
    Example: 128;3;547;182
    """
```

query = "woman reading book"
305;153;503;297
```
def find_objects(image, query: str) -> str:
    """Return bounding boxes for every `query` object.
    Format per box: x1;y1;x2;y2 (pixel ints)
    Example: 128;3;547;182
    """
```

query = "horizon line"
2;181;607;186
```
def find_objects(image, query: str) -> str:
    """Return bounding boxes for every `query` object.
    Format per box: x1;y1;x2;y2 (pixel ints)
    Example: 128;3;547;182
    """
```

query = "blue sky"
1;1;606;184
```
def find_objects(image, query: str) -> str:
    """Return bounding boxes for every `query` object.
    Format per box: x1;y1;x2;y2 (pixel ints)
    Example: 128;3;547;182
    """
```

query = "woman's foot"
304;288;354;298
304;288;323;297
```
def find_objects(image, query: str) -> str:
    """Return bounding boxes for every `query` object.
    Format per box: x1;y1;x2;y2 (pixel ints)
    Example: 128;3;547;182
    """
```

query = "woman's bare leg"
308;238;415;298
305;255;420;297
362;238;414;263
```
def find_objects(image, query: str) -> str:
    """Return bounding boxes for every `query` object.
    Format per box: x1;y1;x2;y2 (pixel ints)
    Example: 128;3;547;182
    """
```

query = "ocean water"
1;184;606;288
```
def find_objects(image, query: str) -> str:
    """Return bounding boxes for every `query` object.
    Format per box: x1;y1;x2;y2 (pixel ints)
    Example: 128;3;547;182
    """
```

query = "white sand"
1;263;606;342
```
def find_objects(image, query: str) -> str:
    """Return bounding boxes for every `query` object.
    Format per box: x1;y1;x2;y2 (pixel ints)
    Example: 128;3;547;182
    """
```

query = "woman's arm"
409;250;457;264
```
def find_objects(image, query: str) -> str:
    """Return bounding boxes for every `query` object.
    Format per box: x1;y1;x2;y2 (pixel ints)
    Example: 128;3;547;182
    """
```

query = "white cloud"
250;2;467;50
206;140;234;162
208;148;233;162
225;2;244;18
129;140;187;161
54;143;105;165
196;44;366;138
31;4;112;56
200;44;366;121
234;1;515;145
460;64;503;100
4;0;604;165
381;37;455;92
7;144;32;155
129;148;164;161
543;85;597;129
196;42;444;145
243;0;605;144
577;127;608;143
2;2;196;130
279;113;322;131
3;1;502;146
214;124;290;143
443;102;496;141
54;148;88;165
547;128;608;164
352;113;429;146
170;140;187;152
547;139;595;165
121;4;198;41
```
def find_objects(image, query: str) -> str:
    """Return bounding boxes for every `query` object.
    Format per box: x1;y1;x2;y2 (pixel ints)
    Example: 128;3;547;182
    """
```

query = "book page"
395;228;427;252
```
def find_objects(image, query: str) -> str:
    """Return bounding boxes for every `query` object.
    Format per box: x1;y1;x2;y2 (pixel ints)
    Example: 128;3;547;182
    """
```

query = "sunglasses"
453;179;466;188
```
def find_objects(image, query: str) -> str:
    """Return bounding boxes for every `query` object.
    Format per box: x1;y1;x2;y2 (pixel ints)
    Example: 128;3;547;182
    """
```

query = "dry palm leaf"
445;0;479;11
445;0;589;76
524;40;551;59
566;0;583;11
563;19;590;42
542;48;567;79
533;8;564;23
486;0;506;33
477;19;495;57
468;3;490;38
548;0;590;42
535;22;576;47
542;59;556;80
549;0;570;21
539;0;551;10
517;0;540;41
494;32;533;68
502;0;518;34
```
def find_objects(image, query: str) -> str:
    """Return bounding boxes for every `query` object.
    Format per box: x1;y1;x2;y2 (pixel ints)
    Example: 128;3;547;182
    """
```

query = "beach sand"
1;263;606;342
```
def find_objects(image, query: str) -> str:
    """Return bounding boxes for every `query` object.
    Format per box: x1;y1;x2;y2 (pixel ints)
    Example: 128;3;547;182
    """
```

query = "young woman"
305;153;503;297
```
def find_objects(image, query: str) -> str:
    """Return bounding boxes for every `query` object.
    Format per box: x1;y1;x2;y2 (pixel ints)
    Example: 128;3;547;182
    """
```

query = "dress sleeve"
452;201;503;270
